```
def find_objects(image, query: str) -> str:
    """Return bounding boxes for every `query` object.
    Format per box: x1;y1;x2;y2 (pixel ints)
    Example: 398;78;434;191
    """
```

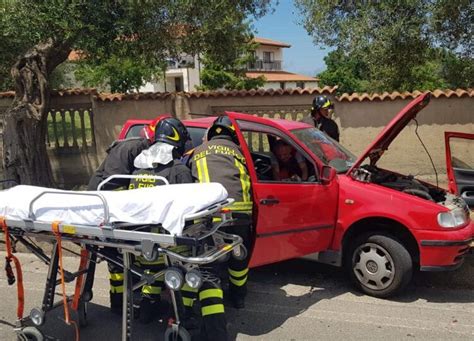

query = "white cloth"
0;183;228;236
134;142;175;169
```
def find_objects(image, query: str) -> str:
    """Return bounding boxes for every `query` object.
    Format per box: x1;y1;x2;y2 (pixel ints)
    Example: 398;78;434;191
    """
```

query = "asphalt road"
0;253;473;340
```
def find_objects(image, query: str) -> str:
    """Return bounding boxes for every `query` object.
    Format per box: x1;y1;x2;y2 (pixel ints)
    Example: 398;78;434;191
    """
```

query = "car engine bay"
351;164;447;203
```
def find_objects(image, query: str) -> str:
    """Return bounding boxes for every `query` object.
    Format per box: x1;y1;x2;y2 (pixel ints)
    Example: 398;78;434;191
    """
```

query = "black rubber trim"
420;238;473;247
420;261;465;272
257;224;333;238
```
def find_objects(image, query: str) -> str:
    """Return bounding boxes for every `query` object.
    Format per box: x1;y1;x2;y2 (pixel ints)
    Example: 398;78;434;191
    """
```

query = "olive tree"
0;0;271;186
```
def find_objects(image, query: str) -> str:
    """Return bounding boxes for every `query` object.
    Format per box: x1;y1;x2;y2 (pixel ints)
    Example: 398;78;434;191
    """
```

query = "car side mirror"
321;165;336;185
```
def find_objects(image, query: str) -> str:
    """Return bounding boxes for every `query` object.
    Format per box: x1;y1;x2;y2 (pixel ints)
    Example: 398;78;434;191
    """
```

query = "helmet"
154;117;190;156
312;95;332;112
207;116;238;143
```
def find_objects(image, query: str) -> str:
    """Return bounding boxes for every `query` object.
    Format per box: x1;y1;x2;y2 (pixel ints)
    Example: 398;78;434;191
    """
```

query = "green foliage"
296;0;473;93
0;0;272;92
198;40;265;90
74;56;163;93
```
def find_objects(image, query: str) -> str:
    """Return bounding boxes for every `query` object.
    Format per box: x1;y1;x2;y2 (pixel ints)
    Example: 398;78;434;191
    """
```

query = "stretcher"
0;177;245;341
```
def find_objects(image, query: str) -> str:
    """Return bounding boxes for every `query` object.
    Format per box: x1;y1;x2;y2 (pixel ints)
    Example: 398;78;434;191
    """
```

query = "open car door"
227;113;339;268
445;131;474;209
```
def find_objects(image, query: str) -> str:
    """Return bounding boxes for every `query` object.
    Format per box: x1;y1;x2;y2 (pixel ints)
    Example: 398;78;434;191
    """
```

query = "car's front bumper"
417;221;473;271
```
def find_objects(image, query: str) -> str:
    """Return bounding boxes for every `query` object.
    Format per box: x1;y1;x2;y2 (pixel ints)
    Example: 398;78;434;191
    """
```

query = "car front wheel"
346;233;413;298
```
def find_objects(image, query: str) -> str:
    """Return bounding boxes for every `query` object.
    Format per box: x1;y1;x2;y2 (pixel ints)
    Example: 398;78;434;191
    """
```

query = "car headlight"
164;267;184;291
437;208;468;228
185;269;203;290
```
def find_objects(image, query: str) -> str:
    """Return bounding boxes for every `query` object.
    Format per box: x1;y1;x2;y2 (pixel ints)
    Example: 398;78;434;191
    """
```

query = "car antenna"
413;118;439;188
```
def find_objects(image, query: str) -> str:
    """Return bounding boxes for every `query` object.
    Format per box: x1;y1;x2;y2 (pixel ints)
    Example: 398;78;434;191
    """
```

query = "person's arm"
295;152;308;180
270;154;280;181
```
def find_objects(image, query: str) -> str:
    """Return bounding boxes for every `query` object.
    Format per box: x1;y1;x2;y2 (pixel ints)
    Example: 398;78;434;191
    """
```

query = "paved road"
0;253;473;340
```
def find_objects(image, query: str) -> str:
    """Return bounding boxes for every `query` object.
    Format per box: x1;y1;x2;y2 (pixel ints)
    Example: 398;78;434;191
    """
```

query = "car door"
230;115;339;268
445;132;474;209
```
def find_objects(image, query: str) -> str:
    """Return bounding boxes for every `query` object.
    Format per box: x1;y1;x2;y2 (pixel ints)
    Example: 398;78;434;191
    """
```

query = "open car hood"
348;92;432;174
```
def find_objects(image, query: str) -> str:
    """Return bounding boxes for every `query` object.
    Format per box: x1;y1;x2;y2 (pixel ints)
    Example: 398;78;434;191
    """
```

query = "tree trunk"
2;39;71;187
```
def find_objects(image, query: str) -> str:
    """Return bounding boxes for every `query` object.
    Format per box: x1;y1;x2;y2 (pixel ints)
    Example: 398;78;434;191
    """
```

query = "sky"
252;1;332;77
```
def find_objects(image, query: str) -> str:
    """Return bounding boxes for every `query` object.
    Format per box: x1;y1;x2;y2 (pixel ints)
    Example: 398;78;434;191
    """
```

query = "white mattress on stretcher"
0;183;228;236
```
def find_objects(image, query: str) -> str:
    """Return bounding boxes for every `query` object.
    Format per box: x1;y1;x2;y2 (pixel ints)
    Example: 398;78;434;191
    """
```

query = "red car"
119;93;473;298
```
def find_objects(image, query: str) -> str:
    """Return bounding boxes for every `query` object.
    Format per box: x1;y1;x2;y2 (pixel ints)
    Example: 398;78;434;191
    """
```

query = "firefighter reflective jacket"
129;160;193;189
188;137;252;213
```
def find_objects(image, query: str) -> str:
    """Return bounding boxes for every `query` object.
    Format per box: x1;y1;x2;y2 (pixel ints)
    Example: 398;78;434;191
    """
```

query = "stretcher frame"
1;177;243;341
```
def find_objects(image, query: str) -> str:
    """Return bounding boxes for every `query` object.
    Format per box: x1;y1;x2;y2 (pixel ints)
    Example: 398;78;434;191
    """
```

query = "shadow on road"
226;258;354;339
227;255;474;339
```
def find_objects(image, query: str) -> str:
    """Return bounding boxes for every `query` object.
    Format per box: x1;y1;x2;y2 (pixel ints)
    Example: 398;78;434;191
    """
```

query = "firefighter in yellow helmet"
187;116;253;313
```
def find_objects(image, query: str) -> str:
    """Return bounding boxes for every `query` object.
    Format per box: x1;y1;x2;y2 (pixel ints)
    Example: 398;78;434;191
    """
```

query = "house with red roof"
246;37;319;90
139;36;319;92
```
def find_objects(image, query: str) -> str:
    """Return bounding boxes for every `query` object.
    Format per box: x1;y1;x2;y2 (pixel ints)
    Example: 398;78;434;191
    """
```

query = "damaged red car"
120;93;473;298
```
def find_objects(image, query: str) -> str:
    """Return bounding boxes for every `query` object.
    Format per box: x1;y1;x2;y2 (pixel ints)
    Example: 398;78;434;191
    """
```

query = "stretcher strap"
51;221;79;341
0;217;24;320
72;248;89;311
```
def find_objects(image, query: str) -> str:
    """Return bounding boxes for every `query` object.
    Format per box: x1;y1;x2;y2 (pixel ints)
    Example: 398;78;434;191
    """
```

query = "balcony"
247;59;282;71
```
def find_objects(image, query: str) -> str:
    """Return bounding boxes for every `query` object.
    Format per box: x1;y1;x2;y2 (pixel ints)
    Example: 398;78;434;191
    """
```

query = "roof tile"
1;87;472;102
336;88;474;102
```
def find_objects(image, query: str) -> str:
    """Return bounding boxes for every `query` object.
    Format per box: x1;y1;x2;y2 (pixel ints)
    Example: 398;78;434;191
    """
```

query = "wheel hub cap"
366;260;378;273
352;242;395;291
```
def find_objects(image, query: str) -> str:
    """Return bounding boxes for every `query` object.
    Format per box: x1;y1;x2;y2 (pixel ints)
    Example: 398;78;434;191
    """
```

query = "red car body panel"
119;95;473;272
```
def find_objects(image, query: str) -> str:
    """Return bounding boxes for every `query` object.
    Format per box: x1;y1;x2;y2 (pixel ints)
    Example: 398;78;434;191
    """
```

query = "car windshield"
291;127;356;173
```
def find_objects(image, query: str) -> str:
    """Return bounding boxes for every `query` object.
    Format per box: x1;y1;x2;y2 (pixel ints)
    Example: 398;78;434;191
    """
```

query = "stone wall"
0;88;472;189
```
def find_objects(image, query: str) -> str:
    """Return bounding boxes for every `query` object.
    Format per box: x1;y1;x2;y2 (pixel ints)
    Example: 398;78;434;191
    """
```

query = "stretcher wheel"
17;326;44;341
164;325;191;341
232;244;247;261
78;301;88;327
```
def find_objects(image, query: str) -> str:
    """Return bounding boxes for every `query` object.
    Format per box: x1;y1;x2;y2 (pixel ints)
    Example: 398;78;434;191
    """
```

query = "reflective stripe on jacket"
189;137;252;212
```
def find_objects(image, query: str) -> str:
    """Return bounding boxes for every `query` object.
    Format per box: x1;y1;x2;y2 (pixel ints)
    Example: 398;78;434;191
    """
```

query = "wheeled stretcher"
0;177;245;341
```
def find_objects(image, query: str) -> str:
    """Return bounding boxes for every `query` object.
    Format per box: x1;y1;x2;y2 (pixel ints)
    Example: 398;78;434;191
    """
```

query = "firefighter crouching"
127;117;194;324
129;117;230;340
188;116;253;311
87;134;152;315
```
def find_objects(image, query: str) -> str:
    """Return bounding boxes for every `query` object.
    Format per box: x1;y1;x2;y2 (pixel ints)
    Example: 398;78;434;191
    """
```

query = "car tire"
17;327;44;341
345;233;413;298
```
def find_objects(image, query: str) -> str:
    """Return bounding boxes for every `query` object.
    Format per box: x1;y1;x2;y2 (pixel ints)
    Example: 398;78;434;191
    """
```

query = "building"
139;37;319;92
68;36;319;93
246;37;319;90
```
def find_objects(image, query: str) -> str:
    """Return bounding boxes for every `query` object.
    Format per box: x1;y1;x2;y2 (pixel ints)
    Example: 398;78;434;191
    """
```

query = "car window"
187;127;206;148
237;120;318;183
449;137;473;170
125;124;147;139
291;127;356;173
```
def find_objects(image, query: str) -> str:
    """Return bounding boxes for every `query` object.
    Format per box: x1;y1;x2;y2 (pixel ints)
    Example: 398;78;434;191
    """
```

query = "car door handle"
260;198;280;205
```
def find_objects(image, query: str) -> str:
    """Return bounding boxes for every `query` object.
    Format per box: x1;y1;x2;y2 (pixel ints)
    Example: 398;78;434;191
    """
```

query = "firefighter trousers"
221;212;253;300
181;277;228;340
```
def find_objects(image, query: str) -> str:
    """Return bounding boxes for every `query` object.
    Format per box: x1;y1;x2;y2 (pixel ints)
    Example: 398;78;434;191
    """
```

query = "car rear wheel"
346;233;413;298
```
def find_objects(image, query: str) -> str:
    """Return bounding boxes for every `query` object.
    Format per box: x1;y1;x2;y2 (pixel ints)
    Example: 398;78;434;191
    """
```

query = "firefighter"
300;95;340;141
87;136;151;191
128;117;194;324
187;116;253;313
87;133;152;315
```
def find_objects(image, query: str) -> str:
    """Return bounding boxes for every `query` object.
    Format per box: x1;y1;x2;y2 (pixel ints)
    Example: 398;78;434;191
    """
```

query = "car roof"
183;113;311;131
124;113;312;132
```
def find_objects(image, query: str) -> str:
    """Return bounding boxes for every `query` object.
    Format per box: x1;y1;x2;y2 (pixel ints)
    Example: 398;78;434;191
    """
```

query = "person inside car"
271;139;308;181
